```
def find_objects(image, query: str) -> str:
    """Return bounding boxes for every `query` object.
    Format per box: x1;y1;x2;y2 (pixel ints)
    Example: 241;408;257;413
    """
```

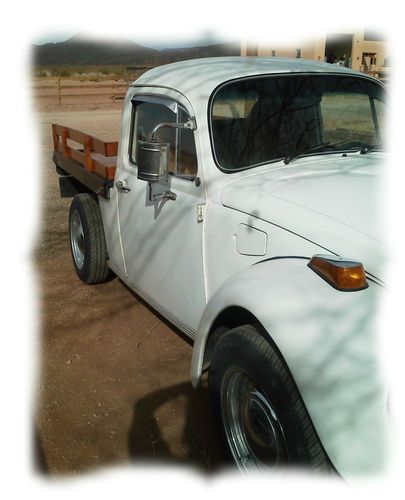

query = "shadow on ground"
128;381;225;472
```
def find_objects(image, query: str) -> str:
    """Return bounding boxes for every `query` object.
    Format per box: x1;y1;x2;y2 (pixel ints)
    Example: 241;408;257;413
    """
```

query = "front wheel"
208;325;332;473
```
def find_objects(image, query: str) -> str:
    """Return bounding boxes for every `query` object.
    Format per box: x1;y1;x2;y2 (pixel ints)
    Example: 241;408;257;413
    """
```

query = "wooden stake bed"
52;124;118;199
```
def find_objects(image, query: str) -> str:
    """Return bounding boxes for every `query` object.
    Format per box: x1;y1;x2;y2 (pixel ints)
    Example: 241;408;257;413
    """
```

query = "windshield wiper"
283;142;336;164
283;141;384;164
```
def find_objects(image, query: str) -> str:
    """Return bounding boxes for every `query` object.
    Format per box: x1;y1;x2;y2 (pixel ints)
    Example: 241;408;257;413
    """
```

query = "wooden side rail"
52;124;118;180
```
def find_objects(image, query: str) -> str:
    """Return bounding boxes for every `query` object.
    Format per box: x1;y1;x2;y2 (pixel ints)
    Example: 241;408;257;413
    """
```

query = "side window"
131;101;177;171
130;100;198;179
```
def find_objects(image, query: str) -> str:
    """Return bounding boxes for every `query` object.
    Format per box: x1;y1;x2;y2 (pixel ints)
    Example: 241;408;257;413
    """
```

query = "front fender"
191;258;388;478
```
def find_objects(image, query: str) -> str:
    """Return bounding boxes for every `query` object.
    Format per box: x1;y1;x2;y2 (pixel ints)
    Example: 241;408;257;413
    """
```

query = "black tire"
68;193;111;284
209;324;332;473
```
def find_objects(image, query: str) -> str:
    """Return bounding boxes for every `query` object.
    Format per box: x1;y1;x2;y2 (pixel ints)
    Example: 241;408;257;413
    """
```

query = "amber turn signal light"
308;254;368;291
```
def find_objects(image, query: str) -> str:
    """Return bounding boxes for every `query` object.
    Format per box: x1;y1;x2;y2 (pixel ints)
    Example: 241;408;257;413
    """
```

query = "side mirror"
137;140;170;183
136;119;196;202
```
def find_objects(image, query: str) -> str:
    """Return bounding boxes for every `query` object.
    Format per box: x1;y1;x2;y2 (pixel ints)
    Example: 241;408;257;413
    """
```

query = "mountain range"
32;34;240;66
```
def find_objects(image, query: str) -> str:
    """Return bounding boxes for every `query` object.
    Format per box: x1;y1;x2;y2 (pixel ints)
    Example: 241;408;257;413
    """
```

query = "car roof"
131;56;364;103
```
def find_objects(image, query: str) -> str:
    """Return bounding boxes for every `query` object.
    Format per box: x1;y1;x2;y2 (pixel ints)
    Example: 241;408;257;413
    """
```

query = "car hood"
220;154;386;278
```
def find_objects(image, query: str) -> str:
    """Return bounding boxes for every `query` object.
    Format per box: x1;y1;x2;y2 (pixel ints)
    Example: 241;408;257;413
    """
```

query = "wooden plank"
52;124;118;181
53;151;113;199
91;152;117;165
61;127;70;158
92;155;117;180
53;124;64;135
104;166;116;180
52;124;59;151
105;142;118;156
70;149;85;164
53;124;118;157
84;135;93;172
69;150;116;178
69;128;110;156
92;159;115;180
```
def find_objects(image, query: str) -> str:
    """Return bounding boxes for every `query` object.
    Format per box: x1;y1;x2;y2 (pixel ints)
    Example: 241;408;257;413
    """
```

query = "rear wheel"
69;193;111;284
208;325;332;473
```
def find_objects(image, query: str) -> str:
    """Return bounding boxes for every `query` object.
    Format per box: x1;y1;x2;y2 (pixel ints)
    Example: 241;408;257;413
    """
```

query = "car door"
115;95;206;334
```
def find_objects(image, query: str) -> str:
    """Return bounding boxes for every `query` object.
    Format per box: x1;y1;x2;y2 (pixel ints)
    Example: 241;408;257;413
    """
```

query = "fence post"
84;135;93;172
57;76;62;106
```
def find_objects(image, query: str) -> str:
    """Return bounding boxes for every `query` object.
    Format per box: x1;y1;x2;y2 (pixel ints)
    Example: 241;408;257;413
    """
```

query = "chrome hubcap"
221;369;289;471
70;210;85;269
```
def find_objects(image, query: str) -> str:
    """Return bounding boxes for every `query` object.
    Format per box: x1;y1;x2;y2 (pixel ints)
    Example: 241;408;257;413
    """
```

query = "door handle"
115;180;131;193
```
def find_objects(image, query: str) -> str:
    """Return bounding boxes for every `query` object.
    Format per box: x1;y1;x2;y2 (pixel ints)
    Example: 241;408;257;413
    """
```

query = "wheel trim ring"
70;210;85;270
220;368;289;471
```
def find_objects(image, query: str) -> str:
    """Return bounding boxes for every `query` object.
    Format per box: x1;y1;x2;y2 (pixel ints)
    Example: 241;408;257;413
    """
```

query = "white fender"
191;258;388;478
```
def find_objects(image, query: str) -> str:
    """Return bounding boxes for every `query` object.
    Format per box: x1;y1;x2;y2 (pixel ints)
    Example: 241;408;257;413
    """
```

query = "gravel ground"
33;106;224;476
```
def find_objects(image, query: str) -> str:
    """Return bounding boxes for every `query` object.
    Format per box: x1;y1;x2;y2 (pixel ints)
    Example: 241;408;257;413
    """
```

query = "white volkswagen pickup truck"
52;56;388;478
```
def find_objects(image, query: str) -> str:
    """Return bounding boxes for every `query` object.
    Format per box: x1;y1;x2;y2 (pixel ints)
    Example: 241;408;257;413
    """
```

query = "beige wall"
241;38;328;62
241;31;389;72
252;41;321;60
243;41;316;59
361;40;389;67
313;36;326;62
351;31;364;70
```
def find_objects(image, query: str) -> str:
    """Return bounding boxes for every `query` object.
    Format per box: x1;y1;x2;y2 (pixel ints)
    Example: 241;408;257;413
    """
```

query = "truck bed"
52;124;118;199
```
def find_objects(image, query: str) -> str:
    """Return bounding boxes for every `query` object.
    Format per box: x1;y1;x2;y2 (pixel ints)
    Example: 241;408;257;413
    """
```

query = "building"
241;30;389;79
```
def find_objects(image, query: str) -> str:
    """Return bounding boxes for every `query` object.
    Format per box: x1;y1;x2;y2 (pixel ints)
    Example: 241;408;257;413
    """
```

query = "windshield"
210;74;386;171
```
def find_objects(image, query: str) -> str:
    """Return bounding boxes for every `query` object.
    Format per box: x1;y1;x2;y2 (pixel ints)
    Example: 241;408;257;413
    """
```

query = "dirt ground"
34;103;224;476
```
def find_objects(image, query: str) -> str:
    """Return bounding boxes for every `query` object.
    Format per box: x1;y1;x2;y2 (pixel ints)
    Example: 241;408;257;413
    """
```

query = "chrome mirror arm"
151;118;196;142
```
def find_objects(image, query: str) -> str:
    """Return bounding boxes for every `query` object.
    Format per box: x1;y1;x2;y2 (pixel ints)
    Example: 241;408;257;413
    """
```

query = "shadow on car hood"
220;154;386;277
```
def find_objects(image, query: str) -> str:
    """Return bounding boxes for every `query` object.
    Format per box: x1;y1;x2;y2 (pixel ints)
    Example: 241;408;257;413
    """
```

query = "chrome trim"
70;210;85;269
